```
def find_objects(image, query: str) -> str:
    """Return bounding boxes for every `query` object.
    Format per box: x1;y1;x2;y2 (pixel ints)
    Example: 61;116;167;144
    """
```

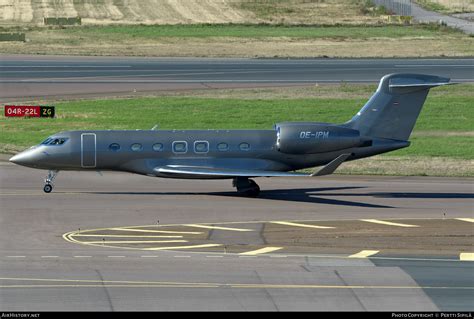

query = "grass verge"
61;23;461;39
0;23;471;57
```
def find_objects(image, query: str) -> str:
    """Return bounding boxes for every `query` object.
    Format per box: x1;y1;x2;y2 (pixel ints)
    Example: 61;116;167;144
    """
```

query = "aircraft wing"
155;165;308;178
154;154;350;178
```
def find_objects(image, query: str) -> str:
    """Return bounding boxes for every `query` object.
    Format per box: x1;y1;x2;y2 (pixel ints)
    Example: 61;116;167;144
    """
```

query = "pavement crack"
301;256;313;272
334;270;366;311
254;270;280;311
259;222;268;245
95;269;115;311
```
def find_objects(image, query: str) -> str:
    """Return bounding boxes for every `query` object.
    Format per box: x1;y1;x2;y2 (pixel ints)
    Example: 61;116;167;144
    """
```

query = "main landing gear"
43;170;59;193
233;177;260;197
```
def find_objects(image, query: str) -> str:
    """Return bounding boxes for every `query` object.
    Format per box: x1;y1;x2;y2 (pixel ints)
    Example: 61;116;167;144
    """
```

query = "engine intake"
276;122;366;154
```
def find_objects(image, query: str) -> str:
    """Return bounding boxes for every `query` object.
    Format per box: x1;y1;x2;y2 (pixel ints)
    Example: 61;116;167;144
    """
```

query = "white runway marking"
456;218;474;223
349;250;380;258
459;253;474;261
361;219;419;228
239;247;283;256
271;221;335;229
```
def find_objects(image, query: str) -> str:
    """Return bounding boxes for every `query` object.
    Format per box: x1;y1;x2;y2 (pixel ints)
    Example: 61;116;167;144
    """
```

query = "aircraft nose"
9;149;42;167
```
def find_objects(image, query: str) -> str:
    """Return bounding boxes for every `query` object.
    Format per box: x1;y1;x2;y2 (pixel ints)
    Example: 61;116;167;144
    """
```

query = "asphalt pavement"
1;56;473;100
1;162;472;311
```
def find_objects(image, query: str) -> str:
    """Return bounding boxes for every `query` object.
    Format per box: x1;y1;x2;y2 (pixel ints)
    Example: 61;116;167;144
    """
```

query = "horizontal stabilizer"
388;75;452;93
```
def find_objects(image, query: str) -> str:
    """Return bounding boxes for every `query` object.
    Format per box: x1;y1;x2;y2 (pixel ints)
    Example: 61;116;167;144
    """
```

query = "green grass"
62;23;461;40
1;86;472;160
388;136;473;158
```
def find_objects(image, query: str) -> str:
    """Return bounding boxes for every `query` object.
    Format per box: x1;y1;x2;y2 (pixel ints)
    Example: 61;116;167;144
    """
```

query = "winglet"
311;153;351;177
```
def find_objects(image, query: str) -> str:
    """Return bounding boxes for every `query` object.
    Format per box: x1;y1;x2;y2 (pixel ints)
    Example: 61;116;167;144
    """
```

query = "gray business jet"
9;74;450;196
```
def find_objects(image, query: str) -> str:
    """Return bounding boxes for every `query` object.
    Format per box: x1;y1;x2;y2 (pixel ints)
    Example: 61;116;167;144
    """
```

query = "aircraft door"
81;133;96;168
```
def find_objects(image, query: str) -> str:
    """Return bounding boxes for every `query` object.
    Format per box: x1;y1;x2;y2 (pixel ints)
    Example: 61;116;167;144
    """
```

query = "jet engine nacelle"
276;123;364;154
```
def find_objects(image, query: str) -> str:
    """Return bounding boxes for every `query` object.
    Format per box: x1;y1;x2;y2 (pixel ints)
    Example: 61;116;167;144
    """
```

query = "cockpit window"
41;137;68;146
41;138;52;145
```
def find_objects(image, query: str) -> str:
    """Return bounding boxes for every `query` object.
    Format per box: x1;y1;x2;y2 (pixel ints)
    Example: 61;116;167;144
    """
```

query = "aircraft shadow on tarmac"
85;186;388;209
86;186;474;209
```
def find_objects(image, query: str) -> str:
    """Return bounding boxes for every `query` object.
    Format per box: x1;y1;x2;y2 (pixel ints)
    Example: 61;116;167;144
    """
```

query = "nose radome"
9;153;23;164
9;149;41;167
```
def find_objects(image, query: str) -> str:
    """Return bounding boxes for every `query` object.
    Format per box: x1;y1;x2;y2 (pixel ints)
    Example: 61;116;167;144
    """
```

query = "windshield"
41;137;68;146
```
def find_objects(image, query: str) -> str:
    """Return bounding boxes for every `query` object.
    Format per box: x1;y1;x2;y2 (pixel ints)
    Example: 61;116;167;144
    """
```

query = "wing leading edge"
154;154;350;179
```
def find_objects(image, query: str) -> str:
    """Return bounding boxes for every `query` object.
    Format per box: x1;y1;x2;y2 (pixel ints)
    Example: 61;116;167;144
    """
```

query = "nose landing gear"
233;177;260;197
43;170;59;193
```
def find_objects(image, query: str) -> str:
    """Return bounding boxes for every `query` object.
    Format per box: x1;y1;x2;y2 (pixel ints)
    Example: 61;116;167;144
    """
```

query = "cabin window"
152;143;164;152
217;142;229;152
239;142;250;151
172;141;187;154
194;141;209;154
109;143;121;152
131;143;143;152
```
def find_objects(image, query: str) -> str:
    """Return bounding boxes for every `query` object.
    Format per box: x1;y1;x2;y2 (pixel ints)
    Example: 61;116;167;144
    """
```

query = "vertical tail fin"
345;74;451;141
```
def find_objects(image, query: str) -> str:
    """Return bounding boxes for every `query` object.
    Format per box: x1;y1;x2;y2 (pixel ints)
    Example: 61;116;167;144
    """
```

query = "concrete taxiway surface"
1;56;473;100
0;162;473;311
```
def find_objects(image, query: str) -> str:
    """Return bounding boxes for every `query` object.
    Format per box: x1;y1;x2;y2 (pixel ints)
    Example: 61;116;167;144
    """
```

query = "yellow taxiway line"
109;227;202;234
361;219;419;228
71;234;183;238
81;240;188;244
143;243;222;251
270;221;335;229
0;277;471;290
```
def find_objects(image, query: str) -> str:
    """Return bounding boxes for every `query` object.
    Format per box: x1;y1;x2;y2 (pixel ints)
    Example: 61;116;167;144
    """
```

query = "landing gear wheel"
43;170;58;193
243;184;260;197
43;184;53;193
233;178;261;197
